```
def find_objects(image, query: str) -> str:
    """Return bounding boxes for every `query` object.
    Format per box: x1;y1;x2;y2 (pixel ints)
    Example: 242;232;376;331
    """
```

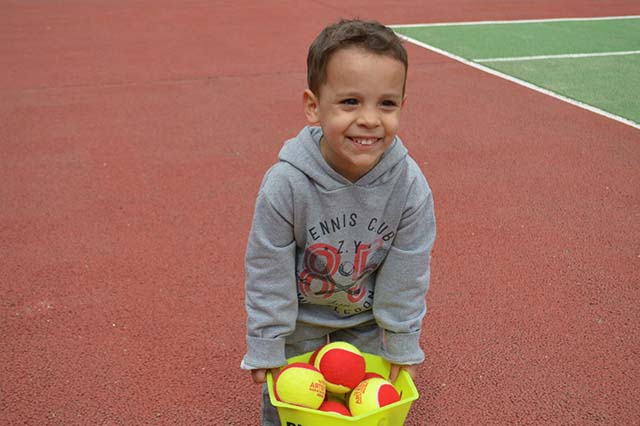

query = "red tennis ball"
318;400;351;416
274;363;326;409
348;377;401;416
313;342;365;394
363;371;385;380
308;344;325;366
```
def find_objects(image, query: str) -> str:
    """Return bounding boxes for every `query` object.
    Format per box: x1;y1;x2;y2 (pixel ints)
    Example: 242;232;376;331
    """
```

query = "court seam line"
2;70;306;93
395;33;640;130
475;50;640;62
390;15;640;28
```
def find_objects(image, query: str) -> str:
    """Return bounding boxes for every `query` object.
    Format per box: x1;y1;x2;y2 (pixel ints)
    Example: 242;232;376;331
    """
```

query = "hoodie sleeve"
241;171;298;370
373;174;436;365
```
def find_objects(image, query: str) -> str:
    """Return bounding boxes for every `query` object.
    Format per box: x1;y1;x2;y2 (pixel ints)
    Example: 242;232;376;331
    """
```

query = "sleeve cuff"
240;335;288;370
380;329;425;365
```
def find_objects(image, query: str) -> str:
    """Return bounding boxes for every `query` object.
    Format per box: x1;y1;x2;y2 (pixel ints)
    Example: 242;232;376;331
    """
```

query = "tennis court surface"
1;1;639;425
394;16;640;127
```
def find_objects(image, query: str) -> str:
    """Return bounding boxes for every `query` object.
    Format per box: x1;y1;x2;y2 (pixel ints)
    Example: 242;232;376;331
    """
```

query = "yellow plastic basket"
266;351;419;426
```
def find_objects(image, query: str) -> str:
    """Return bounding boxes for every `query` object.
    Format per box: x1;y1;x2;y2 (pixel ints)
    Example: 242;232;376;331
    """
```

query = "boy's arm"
373;179;436;366
241;190;298;371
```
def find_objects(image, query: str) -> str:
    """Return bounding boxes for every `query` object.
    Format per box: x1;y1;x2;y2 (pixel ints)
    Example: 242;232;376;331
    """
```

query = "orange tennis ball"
348;377;401;416
313;342;365;394
318;400;351;416
274;362;326;409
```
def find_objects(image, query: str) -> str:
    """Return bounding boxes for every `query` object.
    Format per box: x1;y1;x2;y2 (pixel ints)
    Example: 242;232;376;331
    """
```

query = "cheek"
323;115;353;133
384;115;401;134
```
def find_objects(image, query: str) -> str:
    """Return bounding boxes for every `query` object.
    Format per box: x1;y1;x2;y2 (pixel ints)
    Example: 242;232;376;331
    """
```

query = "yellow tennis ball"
309;344;325;365
313;342;365;394
274;362;326;409
348;377;401;416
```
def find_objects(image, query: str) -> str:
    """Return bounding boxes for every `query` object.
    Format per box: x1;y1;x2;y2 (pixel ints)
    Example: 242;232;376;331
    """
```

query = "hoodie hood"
242;125;436;371
278;126;409;191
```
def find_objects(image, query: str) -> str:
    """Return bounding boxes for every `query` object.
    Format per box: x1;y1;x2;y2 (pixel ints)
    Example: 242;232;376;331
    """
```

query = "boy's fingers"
251;369;267;384
403;364;418;379
251;368;281;384
389;364;419;382
388;364;401;382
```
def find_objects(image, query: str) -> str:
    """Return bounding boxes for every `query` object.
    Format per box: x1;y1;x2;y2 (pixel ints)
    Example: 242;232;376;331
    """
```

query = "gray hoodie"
241;126;436;369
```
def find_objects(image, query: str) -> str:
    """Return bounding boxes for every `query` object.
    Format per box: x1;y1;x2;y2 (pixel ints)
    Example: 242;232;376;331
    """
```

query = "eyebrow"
333;91;403;99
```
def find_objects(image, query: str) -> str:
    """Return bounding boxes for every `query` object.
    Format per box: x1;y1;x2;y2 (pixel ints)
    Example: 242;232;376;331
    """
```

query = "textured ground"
1;1;639;425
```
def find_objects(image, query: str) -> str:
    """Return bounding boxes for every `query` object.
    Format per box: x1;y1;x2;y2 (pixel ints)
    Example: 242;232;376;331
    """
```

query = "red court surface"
1;1;639;425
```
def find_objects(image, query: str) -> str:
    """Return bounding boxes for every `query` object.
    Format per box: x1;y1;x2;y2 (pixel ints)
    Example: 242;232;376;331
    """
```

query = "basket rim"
266;352;419;421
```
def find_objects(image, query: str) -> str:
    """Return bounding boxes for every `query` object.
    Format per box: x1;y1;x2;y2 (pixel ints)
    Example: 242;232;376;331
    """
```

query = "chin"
349;157;381;171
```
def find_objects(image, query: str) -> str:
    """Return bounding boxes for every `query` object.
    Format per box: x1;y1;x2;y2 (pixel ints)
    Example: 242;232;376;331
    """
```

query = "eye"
381;100;398;108
340;98;359;106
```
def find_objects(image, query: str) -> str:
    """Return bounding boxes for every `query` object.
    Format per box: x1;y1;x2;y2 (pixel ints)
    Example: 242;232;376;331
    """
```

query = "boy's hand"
389;363;418;382
250;368;278;384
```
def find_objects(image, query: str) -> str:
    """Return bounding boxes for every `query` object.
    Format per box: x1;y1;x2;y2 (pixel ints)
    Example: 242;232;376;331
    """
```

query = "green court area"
393;17;640;127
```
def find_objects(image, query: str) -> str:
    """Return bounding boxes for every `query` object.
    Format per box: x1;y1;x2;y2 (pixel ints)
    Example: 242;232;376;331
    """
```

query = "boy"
241;19;436;425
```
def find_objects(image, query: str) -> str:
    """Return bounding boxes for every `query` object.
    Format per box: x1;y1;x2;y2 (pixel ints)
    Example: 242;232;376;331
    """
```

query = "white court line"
394;33;640;130
390;15;640;28
475;50;640;63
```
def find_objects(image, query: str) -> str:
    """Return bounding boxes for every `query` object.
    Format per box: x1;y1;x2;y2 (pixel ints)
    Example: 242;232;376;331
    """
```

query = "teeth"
351;138;378;145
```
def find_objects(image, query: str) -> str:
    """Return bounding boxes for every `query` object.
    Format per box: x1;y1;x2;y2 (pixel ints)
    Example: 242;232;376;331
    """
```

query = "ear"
401;94;408;109
303;89;320;124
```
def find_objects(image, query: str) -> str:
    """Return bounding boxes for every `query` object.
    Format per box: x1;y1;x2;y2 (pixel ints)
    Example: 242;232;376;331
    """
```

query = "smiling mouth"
348;137;381;146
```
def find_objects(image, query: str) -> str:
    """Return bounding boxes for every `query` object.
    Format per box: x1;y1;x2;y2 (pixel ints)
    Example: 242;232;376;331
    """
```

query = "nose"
356;105;381;128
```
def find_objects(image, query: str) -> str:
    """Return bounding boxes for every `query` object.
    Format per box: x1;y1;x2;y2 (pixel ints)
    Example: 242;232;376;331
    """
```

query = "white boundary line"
390;15;640;28
475;50;640;62
394;33;640;130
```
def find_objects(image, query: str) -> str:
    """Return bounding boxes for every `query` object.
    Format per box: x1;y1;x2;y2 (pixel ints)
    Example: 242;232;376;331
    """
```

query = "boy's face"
304;47;407;182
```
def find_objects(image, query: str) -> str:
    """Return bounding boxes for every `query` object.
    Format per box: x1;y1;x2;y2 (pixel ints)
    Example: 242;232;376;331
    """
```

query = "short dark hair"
307;19;408;96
